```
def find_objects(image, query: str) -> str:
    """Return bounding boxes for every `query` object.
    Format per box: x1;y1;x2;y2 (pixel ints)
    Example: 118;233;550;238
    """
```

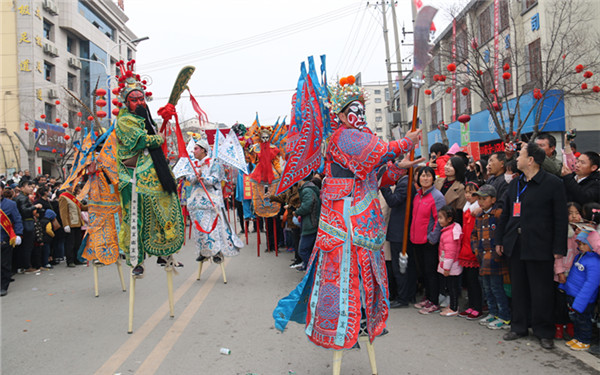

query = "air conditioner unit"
43;42;58;57
68;57;82;70
48;89;59;99
43;0;59;15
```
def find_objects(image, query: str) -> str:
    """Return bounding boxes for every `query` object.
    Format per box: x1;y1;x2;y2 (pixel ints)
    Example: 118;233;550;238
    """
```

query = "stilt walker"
272;54;424;374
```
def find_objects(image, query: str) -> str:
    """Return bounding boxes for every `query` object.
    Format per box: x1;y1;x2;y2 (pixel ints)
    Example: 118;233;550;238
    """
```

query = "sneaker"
196;254;208;262
478;314;496;326
132;265;144;276
67;263;76;268
466;310;482;321
24;268;40;274
458;308;473;318
414;298;430;309
566;339;579;347
440;308;458;317
419;303;440;315
212;254;223;264
487;318;510;330
289;261;303;269
156;257;167;266
570;341;590;351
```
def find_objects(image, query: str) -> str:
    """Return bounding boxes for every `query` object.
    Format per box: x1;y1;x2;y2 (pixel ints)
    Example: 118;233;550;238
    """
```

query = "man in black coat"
561;151;600;206
381;175;414;308
496;142;568;349
14;180;43;273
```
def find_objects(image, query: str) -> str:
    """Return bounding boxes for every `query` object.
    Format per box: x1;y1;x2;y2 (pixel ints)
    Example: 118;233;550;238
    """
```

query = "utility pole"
380;1;396;141
390;0;408;137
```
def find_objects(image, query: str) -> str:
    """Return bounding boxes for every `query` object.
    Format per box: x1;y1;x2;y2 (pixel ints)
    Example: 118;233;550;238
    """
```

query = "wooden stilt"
226;199;231;222
220;262;227;284
360;336;378;375
128;274;136;334
244;220;249;245
183;208;187;246
93;263;99;297
166;267;174;318
274;217;278;257
265;217;271;253
116;260;126;292
197;260;204;281
233;202;237;234
188;215;192;239
332;350;344;375
256;218;260;257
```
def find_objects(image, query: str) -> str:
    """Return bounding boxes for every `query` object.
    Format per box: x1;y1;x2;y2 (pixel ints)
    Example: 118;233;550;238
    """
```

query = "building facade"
1;0;140;177
363;83;388;140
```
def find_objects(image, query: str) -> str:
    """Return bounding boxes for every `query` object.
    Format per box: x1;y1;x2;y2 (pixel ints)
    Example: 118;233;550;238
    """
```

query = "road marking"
135;261;225;375
93;262;223;375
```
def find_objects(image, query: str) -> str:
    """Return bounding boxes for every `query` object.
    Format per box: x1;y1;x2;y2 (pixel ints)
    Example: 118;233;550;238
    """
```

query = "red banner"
493;0;500;93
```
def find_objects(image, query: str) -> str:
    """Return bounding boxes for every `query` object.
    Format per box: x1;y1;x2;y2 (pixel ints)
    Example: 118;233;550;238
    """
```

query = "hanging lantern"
40;114;46;119
95;88;107;96
583;71;593;78
492;102;502;111
458;114;471;123
439;75;447;82
96;99;107;107
55;100;60;105
112;98;120;106
433;74;440;82
447;63;456;72
112;88;120;95
445;87;452;94
533;89;543;100
32;128;38;133
64;134;70;140
503;63;510;71
87;115;94;121
424;89;432;95
62;123;68;128
575;64;584;73
502;72;511;80
35;147;40;152
593;86;600;93
461;87;470;96
24;125;29;131
581;83;588;90
75;126;81;132
96;110;107;118
112;108;120;116
52;148;56;153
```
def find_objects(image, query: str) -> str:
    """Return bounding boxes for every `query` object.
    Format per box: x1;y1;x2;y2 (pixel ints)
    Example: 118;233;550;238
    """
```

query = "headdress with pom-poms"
328;75;368;114
188;131;211;157
113;60;152;105
259;125;273;139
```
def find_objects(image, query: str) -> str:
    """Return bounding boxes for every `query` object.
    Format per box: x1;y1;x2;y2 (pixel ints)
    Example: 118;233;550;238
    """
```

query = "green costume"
116;108;184;266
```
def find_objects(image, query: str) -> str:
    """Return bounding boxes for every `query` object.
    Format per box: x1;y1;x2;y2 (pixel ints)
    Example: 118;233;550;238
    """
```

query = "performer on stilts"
273;71;422;350
115;60;184;277
187;133;243;264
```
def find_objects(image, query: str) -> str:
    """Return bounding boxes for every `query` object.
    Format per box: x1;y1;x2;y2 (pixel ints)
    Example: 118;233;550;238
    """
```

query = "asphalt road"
2;220;599;375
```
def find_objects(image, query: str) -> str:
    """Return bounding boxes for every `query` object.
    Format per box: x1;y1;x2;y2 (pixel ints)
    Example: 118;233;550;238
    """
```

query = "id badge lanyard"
513;178;528;217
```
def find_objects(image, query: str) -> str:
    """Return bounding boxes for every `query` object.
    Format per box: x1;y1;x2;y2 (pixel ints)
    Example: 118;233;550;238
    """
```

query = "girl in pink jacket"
437;205;463;317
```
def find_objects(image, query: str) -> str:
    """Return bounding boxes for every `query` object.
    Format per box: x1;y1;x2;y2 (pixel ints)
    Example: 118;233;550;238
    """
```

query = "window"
68;111;78;128
523;0;537;12
528;39;542;84
457;92;471;117
44;61;54;82
375;116;383;122
374;89;381;95
43;19;53;41
456;31;468;62
479;5;492;43
482;68;493;98
431;100;443;131
375;108;382;113
500;0;510;31
78;1;115;40
127;48;132;61
44;103;54;121
67;36;75;53
67;73;77;91
374;98;382;103
406;86;413;107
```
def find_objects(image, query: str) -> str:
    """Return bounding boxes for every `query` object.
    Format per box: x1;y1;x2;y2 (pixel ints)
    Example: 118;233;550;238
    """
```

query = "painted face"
126;90;146;113
343;101;366;130
260;133;270;143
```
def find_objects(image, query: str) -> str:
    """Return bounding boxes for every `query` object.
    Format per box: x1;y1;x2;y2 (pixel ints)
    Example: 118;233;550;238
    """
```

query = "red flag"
188;90;209;126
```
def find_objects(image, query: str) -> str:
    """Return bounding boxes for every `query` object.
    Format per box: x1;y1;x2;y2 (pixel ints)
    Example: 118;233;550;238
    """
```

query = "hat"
447;143;461;155
576;230;600;252
328;75;368;114
189;131;211;157
44;209;57;220
473;184;497;198
115;60;151;106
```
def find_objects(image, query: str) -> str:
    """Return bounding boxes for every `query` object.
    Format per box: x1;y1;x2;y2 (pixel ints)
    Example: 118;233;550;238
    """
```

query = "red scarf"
0;208;17;246
60;191;81;210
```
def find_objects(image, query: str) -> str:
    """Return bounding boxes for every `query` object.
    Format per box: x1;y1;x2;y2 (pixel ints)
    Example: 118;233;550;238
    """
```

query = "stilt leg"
266;218;271;253
361;337;378;375
128;274;136;334
274;218;278;257
332;350;344;375
226;199;231;222
116;260;126;292
245;221;249;245
166;267;174;318
256;218;260;257
220;262;227;284
197;260;204;281
93;263;99;297
188;216;192;239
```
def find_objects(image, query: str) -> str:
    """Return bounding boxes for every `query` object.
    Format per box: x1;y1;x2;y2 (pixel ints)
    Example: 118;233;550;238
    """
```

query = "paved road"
2;221;599;374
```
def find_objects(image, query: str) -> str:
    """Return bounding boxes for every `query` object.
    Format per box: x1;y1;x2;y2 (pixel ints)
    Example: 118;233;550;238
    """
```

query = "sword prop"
400;5;437;274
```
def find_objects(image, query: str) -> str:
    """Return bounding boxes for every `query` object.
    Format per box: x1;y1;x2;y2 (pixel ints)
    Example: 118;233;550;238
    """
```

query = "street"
2;218;599;375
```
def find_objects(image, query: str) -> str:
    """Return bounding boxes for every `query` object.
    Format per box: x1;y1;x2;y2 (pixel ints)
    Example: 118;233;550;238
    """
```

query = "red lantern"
492;102;502;111
461;87;470;96
55;118;61;123
87;116;94;121
55;100;60;105
439;75;446;82
64;134;70;141
40;114;46;119
96;110;107;118
112;88;120;95
477;70;483;76
75;126;81;132
32;128;38;133
24;125;29;131
533;88;543;100
447;63;456;72
503;63;510;71
52;148;56;153
581;83;588;90
35;147;40;152
575;64;584;73
112;108;120;116
424;89;432;95
96;88;107;96
562;54;566;59
77;111;82;117
433;74;440;82
445;87;452;94
80;121;85;125
458;114;471;123
112;98;120;106
96;99;107;107
62;123;68;128
502;72;511;80
490;89;496;94
24;122;29;127
593;86;600;93
583;71;593;78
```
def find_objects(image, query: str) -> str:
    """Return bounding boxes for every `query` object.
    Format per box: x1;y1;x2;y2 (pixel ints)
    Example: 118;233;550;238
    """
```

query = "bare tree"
427;0;600;144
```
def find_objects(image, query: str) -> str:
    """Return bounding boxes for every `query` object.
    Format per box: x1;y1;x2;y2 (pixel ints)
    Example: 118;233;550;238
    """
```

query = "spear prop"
400;5;437;274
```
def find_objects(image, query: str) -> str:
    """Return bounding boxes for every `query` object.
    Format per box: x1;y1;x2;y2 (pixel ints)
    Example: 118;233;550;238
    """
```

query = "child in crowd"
553;202;584;340
471;185;511;330
40;209;57;269
437;205;463;317
561;230;600;351
458;182;483;320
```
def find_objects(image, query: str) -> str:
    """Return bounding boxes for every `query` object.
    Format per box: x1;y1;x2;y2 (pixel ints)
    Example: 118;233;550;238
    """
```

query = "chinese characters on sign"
35;36;42;47
505;34;510;49
531;13;540;31
243;175;253;200
20;60;32;72
479;140;506;156
17;5;31;15
36;89;43;101
18;32;31;44
36;62;42;73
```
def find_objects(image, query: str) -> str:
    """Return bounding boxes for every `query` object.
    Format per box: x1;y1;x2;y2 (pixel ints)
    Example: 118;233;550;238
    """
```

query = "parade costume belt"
60;192;82;210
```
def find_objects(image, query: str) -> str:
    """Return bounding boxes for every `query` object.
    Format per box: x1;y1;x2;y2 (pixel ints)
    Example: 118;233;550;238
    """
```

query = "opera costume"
274;75;418;350
248;126;283;219
114;60;184;275
187;134;243;262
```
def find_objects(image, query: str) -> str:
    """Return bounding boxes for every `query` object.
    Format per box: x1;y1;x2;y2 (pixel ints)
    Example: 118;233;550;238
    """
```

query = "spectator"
14;180;43;273
485;152;508;206
434;156;466;223
436;205;463;317
270;185;302;268
561;151;600;206
1;183;23;296
20;170;31;182
504;158;521;184
475;158;488;185
59;184;87;267
496;142;568;349
293;175;320;270
535;133;563;176
570;142;580;158
429;142;450;178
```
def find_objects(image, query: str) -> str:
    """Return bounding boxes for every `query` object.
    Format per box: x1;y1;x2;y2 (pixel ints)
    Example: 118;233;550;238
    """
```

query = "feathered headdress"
328;75;368;114
113;60;152;104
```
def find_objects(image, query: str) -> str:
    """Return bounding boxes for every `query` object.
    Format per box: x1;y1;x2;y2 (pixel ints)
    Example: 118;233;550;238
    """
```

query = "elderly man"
1;183;23;296
534;133;562;176
496;142;568;349
562;151;600;206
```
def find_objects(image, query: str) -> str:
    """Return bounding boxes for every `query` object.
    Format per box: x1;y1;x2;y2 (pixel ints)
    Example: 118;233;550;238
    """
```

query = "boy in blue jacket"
560;230;600;351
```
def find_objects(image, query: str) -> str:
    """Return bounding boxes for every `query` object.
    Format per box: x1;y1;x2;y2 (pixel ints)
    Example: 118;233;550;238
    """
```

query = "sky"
123;0;466;126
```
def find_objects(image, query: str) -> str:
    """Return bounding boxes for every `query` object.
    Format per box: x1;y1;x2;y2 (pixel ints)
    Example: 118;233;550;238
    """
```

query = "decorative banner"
493;0;500;93
34;120;66;153
172;140;197;179
460;141;481;161
243;174;253;200
460;123;470;145
214;129;248;174
452;19;456;122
